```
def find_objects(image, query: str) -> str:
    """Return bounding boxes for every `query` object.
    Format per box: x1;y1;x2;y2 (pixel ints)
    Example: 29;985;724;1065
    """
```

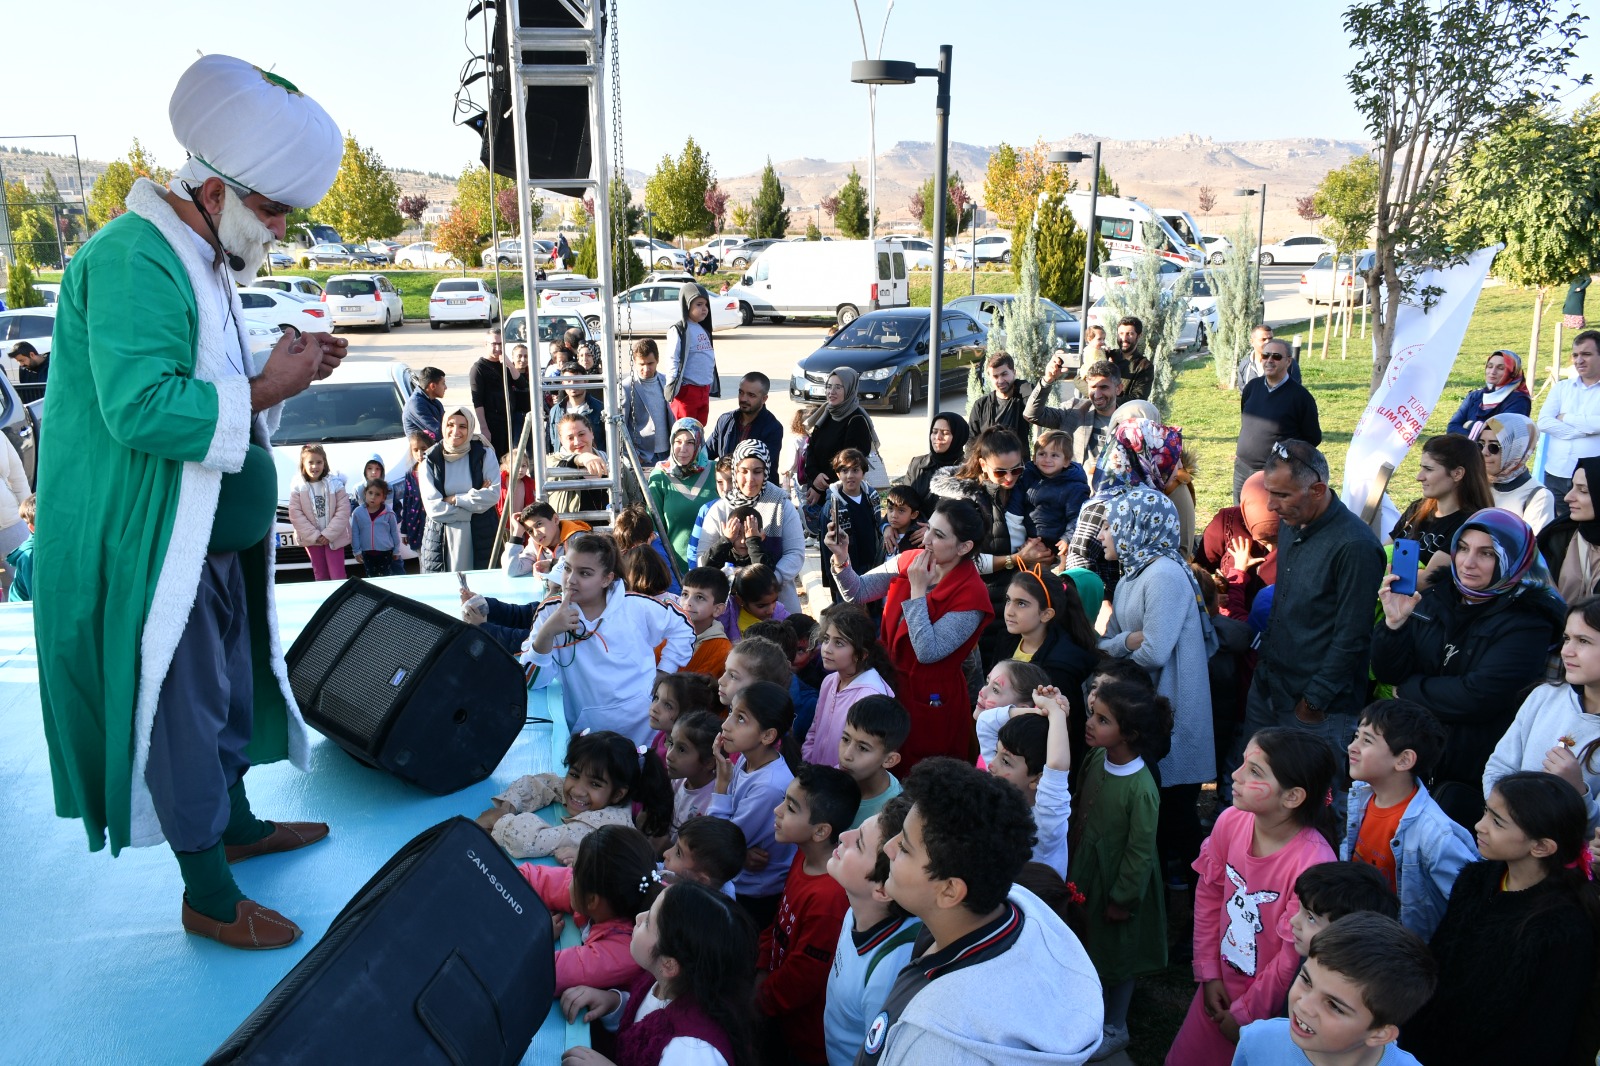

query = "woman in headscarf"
1196;470;1280;620
1375;508;1567;827
1478;413;1556;534
419;408;501;572
693;439;808;612
647;417;718;574
1539;455;1600;604
1065;415;1188;604
1391;434;1497;567
800;368;877;508
1446;348;1532;437
828;497;995;771
1096;486;1218;881
898;411;971;499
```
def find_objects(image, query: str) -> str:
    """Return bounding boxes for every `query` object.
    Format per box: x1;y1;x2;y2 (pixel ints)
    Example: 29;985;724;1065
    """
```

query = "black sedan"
340;243;388;267
944;293;1083;368
788;307;988;414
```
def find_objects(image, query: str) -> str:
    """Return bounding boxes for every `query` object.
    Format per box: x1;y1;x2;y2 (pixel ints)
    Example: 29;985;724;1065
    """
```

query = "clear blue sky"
3;0;1597;181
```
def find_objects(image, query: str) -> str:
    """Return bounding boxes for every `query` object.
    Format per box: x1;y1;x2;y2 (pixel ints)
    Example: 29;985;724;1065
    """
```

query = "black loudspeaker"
287;579;527;795
470;0;603;197
206;817;555;1066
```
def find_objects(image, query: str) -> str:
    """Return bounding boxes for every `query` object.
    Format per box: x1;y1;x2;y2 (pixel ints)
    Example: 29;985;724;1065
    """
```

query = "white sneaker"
1089;1024;1130;1062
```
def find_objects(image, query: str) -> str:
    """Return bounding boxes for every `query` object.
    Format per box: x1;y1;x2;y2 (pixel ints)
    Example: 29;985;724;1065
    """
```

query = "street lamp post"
852;45;952;432
1048;143;1101;348
1232;184;1267;264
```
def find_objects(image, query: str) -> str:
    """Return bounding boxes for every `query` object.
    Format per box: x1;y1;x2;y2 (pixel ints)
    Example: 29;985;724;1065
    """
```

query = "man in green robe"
35;54;346;949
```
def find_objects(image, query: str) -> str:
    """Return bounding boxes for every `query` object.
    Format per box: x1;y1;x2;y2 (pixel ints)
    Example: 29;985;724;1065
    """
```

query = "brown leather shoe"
224;820;330;864
182;899;302;950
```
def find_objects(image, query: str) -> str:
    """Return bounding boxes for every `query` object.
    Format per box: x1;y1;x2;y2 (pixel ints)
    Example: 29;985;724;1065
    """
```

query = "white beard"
217;189;275;285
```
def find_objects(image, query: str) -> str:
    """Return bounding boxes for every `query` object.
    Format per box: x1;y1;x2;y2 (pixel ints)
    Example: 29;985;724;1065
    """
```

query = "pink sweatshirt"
517;863;645;995
801;667;895;766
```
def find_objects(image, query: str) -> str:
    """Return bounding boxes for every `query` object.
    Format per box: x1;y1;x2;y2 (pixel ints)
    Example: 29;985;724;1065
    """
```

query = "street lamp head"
1047;151;1089;164
850;59;920;85
1233;188;1259;197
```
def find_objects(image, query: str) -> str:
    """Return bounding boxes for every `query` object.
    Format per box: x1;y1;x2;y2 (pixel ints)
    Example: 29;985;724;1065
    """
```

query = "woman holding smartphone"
1372;508;1566;827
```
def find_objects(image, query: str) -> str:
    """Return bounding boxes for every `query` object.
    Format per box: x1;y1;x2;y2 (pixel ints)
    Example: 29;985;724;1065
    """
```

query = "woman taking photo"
829;497;994;770
647;417;718;575
899;412;971;499
1538;455;1600;603
1374;508;1566;827
1097;486;1217;880
1479;414;1556;534
800;368;877;507
1446;348;1531;437
694;440;807;612
1391;434;1495;567
420;408;501;572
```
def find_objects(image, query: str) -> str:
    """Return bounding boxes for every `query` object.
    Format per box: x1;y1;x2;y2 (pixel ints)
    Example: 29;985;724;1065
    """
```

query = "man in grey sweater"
1243;440;1385;764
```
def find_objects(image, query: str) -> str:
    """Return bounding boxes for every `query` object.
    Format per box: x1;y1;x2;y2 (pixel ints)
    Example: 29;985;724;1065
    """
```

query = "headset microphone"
184;181;248;272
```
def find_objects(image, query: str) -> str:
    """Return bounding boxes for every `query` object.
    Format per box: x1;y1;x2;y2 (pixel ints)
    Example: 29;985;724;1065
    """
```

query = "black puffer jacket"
1370;579;1565;812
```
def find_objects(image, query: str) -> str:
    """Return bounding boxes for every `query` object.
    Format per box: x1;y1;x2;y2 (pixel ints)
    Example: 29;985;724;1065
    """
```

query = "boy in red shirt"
757;763;861;1065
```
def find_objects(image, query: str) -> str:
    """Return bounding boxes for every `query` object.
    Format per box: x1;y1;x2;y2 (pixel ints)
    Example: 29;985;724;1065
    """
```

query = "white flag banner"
1340;245;1502;516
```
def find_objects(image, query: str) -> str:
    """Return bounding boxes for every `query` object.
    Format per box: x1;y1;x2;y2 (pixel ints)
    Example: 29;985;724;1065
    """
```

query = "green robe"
1067;747;1168;983
647;463;718;574
34;179;302;856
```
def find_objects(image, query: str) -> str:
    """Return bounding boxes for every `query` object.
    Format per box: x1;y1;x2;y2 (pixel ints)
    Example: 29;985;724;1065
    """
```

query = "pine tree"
1018;169;1093;309
1100;222;1194;416
835;168;869;240
316;135;404;241
750;159;789;239
1208;214;1264;387
5;259;45;310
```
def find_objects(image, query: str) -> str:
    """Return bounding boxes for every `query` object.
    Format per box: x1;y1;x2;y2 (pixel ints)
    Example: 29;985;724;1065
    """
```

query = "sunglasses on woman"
1478;440;1501;455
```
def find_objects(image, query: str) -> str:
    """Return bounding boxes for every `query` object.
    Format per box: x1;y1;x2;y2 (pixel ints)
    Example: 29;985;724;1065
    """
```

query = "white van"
728;239;910;327
1066;193;1202;268
1157;208;1207;256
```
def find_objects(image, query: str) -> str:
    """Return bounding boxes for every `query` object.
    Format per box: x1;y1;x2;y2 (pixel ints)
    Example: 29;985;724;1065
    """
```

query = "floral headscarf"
1094;417;1184;494
726;439;773;508
662;416;707;477
1484;413;1534;485
1482;349;1531;405
1450;507;1537;602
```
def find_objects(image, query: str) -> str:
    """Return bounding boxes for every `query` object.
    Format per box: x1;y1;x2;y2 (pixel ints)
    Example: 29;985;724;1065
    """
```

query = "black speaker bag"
287;578;527;795
206;817;555;1066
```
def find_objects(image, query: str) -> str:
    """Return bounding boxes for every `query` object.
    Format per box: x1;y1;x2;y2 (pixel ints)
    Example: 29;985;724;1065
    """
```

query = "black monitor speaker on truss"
465;0;604;198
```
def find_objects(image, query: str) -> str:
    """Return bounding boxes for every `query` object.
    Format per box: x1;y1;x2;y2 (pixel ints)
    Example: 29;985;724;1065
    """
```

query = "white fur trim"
204;376;251;472
121;179;305;849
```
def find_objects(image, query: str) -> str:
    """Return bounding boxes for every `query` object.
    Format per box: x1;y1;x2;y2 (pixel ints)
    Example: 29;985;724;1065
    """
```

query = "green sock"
221;779;273;847
175;842;246;922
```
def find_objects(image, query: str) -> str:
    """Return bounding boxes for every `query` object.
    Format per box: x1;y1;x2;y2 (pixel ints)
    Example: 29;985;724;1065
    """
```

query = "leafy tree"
820;194;840;219
1209;214;1266;387
1295;194;1324;223
644;136;716;242
434;203;483;268
1015;168;1093;310
907;189;925;228
705;184;729;232
4;258;45;310
316;135;404;241
87;138;170;228
570;220;645;290
917;173;976;239
730;201;752;233
982;140;1051;230
1343;0;1589;389
1313;155;1379;254
1448;99;1600;384
834;168;869;240
454;164;514;239
750;159;789;239
1100;222;1195;415
567;198;591;230
805;221;822;241
1197;185;1218;214
398;194;429;225
495;186;545;236
4;180;60;268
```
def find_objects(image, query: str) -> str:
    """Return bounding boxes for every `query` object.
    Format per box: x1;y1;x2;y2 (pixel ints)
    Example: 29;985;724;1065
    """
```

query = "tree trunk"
1525;288;1546;394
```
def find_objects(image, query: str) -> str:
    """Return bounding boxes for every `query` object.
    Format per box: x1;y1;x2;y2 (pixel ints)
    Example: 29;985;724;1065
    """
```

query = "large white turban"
168;54;341;208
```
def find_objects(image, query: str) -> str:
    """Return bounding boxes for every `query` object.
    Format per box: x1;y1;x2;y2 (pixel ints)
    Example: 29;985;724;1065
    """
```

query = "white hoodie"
1484;681;1600;831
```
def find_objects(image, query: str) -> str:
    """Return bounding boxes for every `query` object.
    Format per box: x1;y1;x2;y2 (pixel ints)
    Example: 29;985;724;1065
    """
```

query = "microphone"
184;181;247;272
225;250;246;272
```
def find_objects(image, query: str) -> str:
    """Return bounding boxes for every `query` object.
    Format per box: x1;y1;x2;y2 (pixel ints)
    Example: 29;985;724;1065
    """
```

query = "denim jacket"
1341;778;1477;942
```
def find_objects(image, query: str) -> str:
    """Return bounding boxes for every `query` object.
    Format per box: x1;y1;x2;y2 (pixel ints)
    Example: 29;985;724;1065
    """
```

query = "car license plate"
275;531;297;548
448;298;466;305
341;305;362;312
808;384;826;398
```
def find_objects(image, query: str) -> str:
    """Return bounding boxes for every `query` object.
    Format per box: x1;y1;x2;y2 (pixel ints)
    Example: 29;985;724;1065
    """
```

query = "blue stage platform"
0;570;586;1064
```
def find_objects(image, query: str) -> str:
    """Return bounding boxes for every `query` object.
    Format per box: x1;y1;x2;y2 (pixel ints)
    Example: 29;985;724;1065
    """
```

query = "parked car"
1066;193;1202;267
1200;234;1232;265
788;307;987;414
300;243;356;268
501;308;588;356
321;273;405;331
0;306;56;358
1091;256;1187;299
255;275;324;299
356;242;394;265
688;236;746;260
1086;277;1217;353
641;270;696;285
238;287;332;335
394;242;460;269
726;239;779;269
481;238;553;268
945;294;1082;362
1299;250;1375;304
1156;209;1207;254
630;237;689;270
612;283;741;335
946;234;1013;267
269;357;416;575
266;250;296;270
729;239;910;327
887;236;939;270
28;283;61;307
429;278;502;328
1259;233;1333;266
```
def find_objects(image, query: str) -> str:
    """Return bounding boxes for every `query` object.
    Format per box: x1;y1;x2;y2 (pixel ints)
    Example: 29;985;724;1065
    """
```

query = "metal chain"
607;0;633;339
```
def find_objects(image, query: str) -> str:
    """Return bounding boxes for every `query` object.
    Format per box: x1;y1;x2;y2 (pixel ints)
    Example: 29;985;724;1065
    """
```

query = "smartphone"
829;493;840;532
1390;539;1420;597
456;571;469;591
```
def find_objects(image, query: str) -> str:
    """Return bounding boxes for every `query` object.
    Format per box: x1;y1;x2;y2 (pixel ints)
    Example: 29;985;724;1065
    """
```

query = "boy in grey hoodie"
858;758;1103;1066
